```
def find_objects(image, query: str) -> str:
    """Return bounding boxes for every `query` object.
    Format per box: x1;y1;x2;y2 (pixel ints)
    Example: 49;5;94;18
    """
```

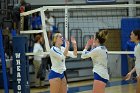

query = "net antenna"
65;0;68;40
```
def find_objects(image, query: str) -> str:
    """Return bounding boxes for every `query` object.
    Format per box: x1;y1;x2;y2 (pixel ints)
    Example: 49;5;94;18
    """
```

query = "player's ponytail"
96;30;108;44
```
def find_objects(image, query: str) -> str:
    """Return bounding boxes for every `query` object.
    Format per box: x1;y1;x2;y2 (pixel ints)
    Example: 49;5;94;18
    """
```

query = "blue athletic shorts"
48;70;64;80
94;72;108;84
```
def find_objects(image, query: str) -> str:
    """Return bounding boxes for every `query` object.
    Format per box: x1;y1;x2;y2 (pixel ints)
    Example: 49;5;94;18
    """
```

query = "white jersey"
33;43;46;61
50;46;77;74
81;46;109;80
134;43;140;76
45;16;54;31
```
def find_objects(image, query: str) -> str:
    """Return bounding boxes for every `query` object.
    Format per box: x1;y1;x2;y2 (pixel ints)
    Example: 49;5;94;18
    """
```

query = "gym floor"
0;78;136;93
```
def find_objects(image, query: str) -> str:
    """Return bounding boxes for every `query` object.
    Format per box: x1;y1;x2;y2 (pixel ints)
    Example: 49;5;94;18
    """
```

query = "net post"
40;8;50;51
65;6;68;39
0;29;9;93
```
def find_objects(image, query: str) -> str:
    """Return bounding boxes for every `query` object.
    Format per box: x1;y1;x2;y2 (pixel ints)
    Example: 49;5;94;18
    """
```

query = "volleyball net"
20;4;140;56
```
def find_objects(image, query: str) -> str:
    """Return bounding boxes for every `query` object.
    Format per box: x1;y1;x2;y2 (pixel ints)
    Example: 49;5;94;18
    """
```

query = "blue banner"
13;36;30;93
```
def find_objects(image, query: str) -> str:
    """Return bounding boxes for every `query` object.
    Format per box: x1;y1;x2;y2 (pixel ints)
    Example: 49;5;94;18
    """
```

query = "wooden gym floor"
0;77;136;93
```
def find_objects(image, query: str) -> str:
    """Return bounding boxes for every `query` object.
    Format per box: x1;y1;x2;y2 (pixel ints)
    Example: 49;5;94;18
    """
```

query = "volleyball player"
125;30;140;93
48;33;77;93
81;30;109;93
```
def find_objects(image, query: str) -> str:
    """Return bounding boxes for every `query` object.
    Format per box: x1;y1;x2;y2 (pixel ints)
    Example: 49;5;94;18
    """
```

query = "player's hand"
66;40;70;48
85;39;93;49
88;38;94;46
124;72;131;80
71;36;76;45
92;43;96;48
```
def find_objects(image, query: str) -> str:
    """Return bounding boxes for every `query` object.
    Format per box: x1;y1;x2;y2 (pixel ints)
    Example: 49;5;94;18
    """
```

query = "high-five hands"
71;36;77;45
65;40;70;48
85;38;94;49
71;36;77;50
71;36;77;56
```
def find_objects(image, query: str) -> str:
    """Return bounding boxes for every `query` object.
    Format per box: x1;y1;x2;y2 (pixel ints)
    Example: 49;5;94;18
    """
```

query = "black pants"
42;56;52;71
64;71;68;82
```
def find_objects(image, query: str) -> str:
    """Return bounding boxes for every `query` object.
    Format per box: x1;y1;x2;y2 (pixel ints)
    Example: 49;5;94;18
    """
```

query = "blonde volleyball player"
81;30;109;93
125;30;140;93
48;33;77;93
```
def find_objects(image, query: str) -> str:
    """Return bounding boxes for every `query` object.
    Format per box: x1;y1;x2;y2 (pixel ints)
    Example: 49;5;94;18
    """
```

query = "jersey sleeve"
67;51;77;58
50;47;66;60
81;48;98;59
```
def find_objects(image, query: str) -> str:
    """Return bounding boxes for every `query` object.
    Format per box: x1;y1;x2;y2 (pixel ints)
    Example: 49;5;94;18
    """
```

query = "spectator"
13;0;31;33
45;10;54;42
33;34;47;87
125;35;136;79
30;13;37;30
36;12;42;30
